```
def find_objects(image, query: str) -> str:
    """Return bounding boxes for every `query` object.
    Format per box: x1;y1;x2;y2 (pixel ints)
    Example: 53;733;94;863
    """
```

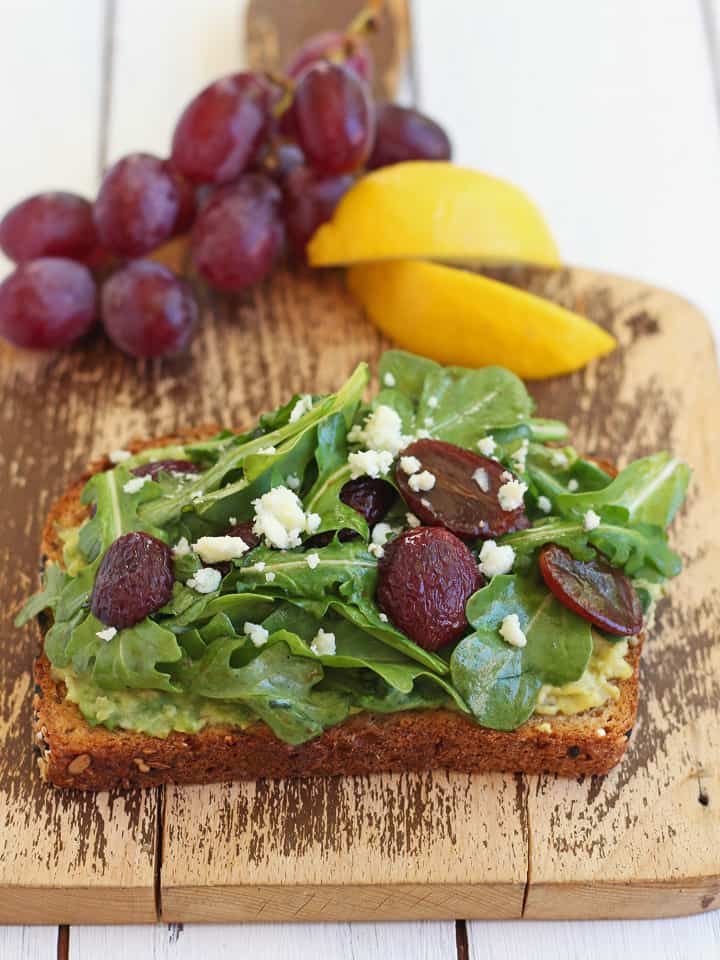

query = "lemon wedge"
308;162;560;268
347;260;616;379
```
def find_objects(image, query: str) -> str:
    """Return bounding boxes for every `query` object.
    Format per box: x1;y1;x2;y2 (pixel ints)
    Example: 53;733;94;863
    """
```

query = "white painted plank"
468;913;720;959
70;922;457;959
0;0;105;281
0;926;57;960
415;0;720;344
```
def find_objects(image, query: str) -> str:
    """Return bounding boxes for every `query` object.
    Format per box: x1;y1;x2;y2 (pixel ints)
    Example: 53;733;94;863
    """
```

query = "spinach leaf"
378;350;440;400
450;574;592;730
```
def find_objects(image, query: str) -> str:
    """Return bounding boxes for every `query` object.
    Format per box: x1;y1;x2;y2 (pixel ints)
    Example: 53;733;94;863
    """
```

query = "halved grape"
171;72;273;185
396;439;530;539
0;258;96;349
190;175;283;291
101;260;197;358
0;192;97;263
283;166;353;256
94;153;181;257
539;543;643;636
290;62;374;176
287;29;373;84
368;103;452;169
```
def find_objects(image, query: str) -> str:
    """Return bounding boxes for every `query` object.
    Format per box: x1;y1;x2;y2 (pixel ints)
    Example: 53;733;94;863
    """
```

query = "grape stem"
266;71;295;118
347;0;384;36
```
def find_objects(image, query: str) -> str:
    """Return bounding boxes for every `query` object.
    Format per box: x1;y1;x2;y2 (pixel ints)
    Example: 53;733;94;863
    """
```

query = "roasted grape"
283;166;353;256
190;175;283;291
91;531;174;628
0;258;96;350
101;260;197;358
368;103;452;169
0;192;97;263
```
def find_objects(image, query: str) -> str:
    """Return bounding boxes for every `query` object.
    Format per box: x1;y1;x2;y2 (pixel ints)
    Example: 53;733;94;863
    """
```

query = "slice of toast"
31;430;640;790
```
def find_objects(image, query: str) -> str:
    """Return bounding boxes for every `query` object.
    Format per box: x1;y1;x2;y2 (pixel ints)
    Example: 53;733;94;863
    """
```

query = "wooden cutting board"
0;265;718;924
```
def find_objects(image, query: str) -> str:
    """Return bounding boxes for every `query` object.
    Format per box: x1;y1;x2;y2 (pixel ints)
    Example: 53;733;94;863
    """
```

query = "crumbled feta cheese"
596;727;607;738
427;395;438;409
372;522;393;545
399;455;421;475
472;467;490;492
172;536;192;557
406;512;421;528
415;428;431;439
257;445;277;455
511;438;529;473
424;416;434;427
537;722;552;734
289;394;313;423
478;540;515;577
310;628;336;656
583;509;601;531
477;435;496;457
254;561;266;572
499;613;527;648
265;571;276;583
568;478;579;492
187;567;222;594
123;475;150;494
379;612;389;623
347;404;407;455
228;516;238;525
551;450;569;468
244;621;269;647
498;479;527;511
500;470;513;482
286;474;301;491
306;552;320;570
96;626;117;642
537;496;552;514
382;371;396;388
408;470;436;493
252;485;317;549
193;535;249;563
109;449;131;463
368;543;385;559
348;449;394;480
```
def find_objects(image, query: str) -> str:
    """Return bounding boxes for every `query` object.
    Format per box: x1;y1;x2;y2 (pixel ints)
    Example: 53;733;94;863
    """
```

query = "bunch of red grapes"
0;15;451;359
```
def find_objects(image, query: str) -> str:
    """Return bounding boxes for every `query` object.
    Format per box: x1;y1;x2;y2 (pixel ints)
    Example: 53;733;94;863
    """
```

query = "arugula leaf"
79;468;165;562
303;413;370;539
450;574;592;730
556;452;691;528
323;672;454;714
14;564;67;626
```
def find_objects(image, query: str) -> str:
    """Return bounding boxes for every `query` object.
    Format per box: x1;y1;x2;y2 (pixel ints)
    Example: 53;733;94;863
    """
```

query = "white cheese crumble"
122;475;151;495
286;474;301;490
306;552;320;570
96;626;117;642
244;621;269;648
498;479;528;511
537;495;552;514
368;543;385;559
406;512;421;528
472;467;490;492
399;455;421;475
372;522;393;545
499;613;527;648
310;628;336;656
382;371;396;388
551;450;569;468
228;516;238;525
500;470;513;482
109;449;131;464
254;561;266;572
478;540;515;577
408;470;436;493
289;394;313;423
265;571;276;583
379;612;389;622
583;509;601;531
415;428;431;439
187;567;222;594
427;395;438;409
172;536;192;557
348;449;394;480
348;404;407;455
511;438;529;473
477;435;496;457
424;416;434;427
193;535;249;563
257;445;277;455
252;485;318;549
568;478;579;492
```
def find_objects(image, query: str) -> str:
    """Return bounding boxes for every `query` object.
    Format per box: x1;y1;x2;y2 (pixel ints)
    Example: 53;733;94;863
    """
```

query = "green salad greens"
16;351;690;743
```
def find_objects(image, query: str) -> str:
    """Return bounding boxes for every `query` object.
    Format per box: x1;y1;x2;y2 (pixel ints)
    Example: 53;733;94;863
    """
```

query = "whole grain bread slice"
31;430;641;790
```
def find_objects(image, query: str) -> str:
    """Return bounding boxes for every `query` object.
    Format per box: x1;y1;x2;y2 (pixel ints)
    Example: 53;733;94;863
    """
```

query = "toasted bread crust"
32;429;640;790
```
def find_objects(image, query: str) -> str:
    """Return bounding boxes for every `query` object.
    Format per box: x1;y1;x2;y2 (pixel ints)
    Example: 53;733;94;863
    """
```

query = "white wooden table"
1;1;719;957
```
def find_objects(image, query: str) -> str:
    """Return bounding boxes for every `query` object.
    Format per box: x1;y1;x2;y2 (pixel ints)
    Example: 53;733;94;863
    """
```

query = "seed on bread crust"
67;754;92;775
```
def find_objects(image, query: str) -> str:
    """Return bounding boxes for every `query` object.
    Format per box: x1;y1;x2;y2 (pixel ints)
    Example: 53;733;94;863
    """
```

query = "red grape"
101;260;197;358
290;62;374;176
368;103;452;169
164;162;197;233
94;153;181;257
171;72;273;185
0;258;96;349
190;175;283;292
259;141;305;183
287;30;373;85
283;166;353;256
0;192;97;263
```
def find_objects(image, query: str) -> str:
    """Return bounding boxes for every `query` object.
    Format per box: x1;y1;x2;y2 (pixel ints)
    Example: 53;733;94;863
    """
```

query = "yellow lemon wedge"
308;162;560;268
347;260;616;379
